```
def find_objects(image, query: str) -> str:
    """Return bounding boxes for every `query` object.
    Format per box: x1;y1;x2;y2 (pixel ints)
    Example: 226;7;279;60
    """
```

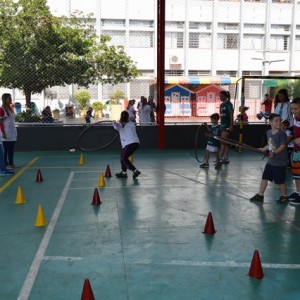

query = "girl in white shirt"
113;110;141;178
274;89;293;126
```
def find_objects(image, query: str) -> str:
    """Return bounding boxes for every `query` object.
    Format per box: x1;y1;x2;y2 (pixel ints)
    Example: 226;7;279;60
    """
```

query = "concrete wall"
15;124;268;152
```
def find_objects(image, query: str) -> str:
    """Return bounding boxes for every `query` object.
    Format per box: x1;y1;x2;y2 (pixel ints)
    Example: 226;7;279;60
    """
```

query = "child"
250;113;289;203
200;113;222;170
288;97;300;205
281;119;293;167
113;110;141;178
235;106;249;124
219;91;234;164
85;107;94;123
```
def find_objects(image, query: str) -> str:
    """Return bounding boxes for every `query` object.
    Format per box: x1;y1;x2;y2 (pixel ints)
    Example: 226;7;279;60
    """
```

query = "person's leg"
2;141;9;166
7;141;15;166
258;179;268;195
220;130;230;162
0;144;5;170
121;143;139;172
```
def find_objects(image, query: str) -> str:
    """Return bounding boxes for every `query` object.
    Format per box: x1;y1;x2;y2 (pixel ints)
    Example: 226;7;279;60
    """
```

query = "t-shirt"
266;129;289;166
293;116;300;151
220;101;234;128
207;125;221;147
113;121;140;148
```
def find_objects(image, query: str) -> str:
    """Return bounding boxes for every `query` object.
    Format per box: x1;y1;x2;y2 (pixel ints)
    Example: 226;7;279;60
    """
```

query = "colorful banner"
164;76;238;85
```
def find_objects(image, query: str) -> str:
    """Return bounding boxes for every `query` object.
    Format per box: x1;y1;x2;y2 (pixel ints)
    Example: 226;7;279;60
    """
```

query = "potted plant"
52;108;60;119
74;90;91;118
91;101;106;119
110;90;124;120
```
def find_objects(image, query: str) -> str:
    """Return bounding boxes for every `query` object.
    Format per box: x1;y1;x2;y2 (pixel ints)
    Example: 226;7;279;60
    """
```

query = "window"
218;23;239;30
129;31;154;47
165;70;184;76
243;34;264;50
243;23;265;31
166;21;184;29
166;32;184;48
270;35;289;50
271;24;290;31
217;71;237;77
189;22;211;30
189;33;211;48
129;20;154;28
188;70;211;76
217;33;239;49
101;31;125;46
101;19;125;27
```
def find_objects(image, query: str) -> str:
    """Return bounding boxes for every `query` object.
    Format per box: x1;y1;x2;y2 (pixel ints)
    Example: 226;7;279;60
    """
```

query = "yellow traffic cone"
98;172;106;187
34;205;47;227
15;186;26;204
79;153;85;165
128;155;134;163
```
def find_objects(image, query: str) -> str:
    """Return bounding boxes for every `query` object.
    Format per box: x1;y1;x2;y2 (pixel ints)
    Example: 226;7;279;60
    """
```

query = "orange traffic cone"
15;186;26;204
105;164;112;178
98;172;106;187
81;278;95;300
79;153;85;165
202;212;216;234
35;169;44;182
91;188;102;205
248;250;264;279
34;205;47;227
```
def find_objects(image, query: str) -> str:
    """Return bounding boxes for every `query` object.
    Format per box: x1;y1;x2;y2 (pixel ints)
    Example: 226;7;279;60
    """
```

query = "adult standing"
138;96;152;124
126;99;137;123
219;90;234;164
0;93;17;169
274;89;293;126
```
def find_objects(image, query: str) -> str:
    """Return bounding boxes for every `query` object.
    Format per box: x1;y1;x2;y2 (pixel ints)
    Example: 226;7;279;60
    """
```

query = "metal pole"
157;0;165;149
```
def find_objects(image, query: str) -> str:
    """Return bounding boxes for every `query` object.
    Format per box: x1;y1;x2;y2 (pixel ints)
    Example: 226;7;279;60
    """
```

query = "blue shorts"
262;163;286;184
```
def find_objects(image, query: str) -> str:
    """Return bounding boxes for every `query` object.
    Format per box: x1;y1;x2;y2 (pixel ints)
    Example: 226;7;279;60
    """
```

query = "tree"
0;0;140;107
274;79;300;100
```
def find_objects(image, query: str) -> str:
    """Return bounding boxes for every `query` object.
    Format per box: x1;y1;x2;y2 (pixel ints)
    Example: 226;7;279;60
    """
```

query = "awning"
164;76;238;85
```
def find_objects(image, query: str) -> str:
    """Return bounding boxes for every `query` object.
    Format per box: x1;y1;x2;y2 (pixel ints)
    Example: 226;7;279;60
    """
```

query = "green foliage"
91;101;105;112
74;90;91;110
110;90;125;104
0;0;139;107
274;80;300;100
15;111;42;123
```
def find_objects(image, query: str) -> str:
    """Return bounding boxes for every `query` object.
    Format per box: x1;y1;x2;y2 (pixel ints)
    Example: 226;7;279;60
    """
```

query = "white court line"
43;256;82;261
126;258;300;269
17;172;74;300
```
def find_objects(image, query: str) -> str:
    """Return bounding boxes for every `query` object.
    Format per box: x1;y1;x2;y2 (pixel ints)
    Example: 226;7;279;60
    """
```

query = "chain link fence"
0;0;299;124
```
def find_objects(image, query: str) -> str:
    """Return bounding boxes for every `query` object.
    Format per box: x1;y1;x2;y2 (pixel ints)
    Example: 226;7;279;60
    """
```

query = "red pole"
157;0;165;149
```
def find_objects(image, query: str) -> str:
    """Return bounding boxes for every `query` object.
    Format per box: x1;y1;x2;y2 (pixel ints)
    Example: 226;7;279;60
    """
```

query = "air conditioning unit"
169;55;182;65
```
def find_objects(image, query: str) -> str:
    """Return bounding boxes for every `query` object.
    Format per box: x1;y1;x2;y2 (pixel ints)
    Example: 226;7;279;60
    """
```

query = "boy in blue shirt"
200;113;222;170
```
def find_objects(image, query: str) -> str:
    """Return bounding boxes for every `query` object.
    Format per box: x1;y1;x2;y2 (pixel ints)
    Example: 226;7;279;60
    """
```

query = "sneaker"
7;164;18;169
0;169;14;176
220;158;230;164
115;172;127;178
200;162;209;168
215;162;222;170
290;198;300;206
288;192;300;201
277;195;289;204
133;170;141;179
250;194;264;203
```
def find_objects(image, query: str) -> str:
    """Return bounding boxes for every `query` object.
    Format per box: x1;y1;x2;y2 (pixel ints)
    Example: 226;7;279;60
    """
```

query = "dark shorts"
262;163;286;184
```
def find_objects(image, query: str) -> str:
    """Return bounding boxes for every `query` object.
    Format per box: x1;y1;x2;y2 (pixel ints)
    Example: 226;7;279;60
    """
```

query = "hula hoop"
77;120;119;152
194;123;207;163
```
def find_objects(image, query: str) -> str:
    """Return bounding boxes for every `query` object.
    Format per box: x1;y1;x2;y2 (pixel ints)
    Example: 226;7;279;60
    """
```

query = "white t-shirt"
113;121;140;148
139;105;152;123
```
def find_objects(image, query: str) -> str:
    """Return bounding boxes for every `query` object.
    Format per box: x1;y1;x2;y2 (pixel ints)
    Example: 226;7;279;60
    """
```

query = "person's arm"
112;120;121;131
0;108;6;135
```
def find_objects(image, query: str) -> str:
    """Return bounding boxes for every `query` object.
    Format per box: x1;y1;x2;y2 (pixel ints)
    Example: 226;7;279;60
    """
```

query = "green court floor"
1;149;300;300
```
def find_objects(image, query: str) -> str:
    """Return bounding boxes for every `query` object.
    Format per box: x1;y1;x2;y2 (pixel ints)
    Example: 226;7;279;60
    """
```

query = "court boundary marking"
17;172;74;300
0;157;39;194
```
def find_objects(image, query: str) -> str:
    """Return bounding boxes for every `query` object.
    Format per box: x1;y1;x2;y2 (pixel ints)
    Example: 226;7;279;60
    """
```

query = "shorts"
262;163;286;184
292;151;300;179
206;145;219;153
